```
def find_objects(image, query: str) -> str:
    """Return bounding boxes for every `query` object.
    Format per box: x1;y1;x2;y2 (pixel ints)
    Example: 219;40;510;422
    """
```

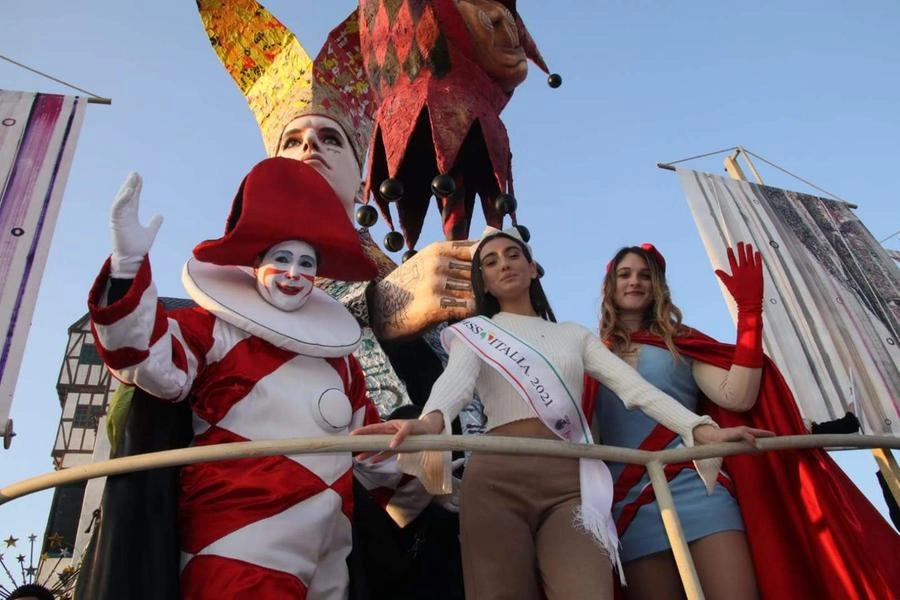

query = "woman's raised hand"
715;242;766;368
110;172;163;278
714;242;763;312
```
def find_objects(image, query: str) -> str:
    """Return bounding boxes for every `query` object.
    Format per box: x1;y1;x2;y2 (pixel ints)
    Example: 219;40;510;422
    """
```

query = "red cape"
584;328;899;599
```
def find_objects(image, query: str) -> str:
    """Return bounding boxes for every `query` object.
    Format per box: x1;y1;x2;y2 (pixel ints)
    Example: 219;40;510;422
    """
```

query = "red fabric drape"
584;328;899;598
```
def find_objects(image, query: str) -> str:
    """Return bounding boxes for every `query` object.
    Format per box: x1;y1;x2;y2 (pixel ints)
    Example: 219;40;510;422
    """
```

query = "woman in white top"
353;227;772;599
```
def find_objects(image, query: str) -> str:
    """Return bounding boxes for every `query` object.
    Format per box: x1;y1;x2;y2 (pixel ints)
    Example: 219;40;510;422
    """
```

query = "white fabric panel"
676;168;899;434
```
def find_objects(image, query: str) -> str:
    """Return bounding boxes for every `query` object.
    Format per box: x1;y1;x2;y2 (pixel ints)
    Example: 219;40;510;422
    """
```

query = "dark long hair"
599;246;684;356
471;233;556;322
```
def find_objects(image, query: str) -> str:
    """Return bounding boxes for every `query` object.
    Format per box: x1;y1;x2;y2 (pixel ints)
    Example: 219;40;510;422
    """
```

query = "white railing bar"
1;433;895;505
646;460;705;599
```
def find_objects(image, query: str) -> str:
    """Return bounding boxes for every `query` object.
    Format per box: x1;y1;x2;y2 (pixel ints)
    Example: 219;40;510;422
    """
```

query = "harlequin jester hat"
193;157;378;281
605;243;667;274
198;0;375;164
359;0;550;247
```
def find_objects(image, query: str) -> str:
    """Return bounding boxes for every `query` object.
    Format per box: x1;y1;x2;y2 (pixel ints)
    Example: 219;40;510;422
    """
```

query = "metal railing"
1;433;897;599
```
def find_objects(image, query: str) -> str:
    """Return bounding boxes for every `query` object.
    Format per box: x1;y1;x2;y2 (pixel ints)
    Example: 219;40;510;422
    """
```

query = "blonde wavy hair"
599;246;685;358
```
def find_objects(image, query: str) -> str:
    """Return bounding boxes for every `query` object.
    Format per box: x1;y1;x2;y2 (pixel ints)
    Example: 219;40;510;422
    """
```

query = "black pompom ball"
356;204;378;228
547;73;562;88
402;249;418;263
536;263;545;278
494;193;517;215
514;224;531;243
384;231;405;252
379;178;404;202
431;174;456;198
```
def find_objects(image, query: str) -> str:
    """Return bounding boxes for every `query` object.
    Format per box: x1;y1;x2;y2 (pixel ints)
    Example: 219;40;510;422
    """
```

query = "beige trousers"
459;452;614;600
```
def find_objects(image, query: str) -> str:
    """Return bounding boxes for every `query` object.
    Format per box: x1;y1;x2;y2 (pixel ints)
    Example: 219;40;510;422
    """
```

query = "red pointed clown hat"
193;157;378;282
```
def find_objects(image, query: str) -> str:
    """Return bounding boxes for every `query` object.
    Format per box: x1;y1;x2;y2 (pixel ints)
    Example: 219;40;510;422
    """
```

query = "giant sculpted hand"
109;172;163;278
370;240;476;340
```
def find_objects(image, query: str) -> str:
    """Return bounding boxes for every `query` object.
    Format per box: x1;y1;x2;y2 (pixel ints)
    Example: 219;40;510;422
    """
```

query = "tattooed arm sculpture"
370;239;476;340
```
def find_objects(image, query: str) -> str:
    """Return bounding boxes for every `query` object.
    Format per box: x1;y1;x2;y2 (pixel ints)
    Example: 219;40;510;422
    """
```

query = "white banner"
0;90;87;443
676;168;899;435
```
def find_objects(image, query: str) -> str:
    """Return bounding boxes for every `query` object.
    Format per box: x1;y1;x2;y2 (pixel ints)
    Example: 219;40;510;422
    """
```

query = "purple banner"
0;91;86;439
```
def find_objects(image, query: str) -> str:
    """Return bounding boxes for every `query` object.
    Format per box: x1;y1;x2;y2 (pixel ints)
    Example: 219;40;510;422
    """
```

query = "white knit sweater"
423;312;714;443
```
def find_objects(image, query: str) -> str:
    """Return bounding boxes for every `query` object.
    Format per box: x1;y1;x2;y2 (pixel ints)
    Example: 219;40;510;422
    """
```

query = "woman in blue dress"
589;242;764;600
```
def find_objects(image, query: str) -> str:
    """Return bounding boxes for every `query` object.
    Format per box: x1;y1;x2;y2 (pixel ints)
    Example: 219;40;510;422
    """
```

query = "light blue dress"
595;345;744;562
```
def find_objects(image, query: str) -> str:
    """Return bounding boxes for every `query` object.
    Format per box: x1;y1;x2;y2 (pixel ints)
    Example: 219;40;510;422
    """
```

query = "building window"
72;404;105;428
80;343;103;365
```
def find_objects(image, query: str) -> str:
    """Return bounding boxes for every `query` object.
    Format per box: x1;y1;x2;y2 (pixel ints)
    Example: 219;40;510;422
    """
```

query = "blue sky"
1;0;898;550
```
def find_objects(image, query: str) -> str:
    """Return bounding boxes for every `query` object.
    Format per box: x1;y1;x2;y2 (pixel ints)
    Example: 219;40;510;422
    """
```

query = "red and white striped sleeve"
88;257;214;402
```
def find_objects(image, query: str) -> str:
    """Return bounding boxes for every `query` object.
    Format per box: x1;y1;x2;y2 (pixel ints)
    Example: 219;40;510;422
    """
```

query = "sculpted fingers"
447;260;472;275
439;296;476;320
448;239;477;259
422;239;477;262
443;277;472;295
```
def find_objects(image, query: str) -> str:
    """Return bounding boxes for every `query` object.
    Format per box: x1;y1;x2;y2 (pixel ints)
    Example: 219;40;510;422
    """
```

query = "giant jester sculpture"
358;0;558;252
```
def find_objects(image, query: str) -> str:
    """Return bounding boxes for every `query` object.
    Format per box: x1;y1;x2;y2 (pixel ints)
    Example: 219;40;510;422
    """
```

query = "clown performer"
78;5;472;598
85;157;423;599
585;243;900;599
359;0;558;249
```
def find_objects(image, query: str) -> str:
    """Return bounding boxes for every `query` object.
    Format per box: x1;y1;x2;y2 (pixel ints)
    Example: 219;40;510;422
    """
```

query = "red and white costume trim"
88;257;426;600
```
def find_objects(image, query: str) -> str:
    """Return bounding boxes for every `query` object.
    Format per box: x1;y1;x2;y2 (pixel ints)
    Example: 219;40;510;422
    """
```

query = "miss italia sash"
444;316;624;577
443;316;591;443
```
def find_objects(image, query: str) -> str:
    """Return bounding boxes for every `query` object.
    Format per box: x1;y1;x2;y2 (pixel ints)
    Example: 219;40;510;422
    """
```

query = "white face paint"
255;240;318;312
276;114;362;221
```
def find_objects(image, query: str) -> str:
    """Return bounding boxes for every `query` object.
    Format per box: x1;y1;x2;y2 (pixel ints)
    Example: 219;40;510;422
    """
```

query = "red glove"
715;242;764;367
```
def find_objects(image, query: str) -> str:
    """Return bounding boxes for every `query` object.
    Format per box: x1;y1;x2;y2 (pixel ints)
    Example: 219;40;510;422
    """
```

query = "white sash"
445;316;624;579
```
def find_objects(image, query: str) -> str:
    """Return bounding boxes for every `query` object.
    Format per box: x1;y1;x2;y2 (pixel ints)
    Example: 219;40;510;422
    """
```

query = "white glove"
109;172;163;278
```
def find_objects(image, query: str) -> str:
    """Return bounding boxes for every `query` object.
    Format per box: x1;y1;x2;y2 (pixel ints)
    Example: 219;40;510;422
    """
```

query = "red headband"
606;243;667;274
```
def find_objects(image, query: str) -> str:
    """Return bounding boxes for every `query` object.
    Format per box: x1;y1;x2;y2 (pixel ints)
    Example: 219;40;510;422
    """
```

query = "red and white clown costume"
88;158;428;599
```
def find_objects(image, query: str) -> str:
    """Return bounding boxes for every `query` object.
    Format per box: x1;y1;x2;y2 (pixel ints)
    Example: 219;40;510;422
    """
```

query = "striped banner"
0;91;86;441
676;168;899;436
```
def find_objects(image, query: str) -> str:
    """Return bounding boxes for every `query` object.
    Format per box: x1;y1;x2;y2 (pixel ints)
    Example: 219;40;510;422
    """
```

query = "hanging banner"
0;90;87;445
676;168;899;435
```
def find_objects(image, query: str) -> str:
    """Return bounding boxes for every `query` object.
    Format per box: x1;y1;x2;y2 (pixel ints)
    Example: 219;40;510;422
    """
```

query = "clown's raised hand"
109;172;163;278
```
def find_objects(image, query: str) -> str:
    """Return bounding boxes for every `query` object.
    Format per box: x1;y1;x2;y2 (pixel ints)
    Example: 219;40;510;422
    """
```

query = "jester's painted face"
255;240;318;312
456;0;527;93
277;115;361;221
